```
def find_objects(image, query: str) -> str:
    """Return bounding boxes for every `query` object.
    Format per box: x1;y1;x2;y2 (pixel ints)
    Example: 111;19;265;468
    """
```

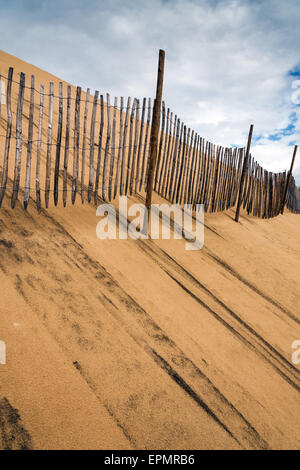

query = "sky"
0;0;300;184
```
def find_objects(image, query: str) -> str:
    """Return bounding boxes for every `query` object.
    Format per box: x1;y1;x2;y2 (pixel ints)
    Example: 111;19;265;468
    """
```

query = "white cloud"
0;0;299;182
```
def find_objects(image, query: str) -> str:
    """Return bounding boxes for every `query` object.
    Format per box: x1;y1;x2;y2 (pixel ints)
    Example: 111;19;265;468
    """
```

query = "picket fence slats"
0;66;298;215
114;96;124;199
54;82;63;207
63;85;71;207
94;93;103;205
35;84;44;212
23;75;35;209
0;67;13;207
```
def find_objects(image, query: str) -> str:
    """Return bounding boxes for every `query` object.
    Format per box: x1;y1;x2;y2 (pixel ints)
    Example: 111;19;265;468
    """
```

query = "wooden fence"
287;175;300;213
0;66;299;216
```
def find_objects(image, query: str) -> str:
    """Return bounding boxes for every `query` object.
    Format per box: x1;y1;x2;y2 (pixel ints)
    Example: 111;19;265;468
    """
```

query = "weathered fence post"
36;84;44;212
235;124;254;222
54;82;63;207
109;96;118;200
145;49;165;222
24;75;35;210
72;86;81;204
11;72;26;209
81;88;90;203
280;145;298;214
63;85;71;207
93;92;102;204
45;82;54;209
113;96;124;199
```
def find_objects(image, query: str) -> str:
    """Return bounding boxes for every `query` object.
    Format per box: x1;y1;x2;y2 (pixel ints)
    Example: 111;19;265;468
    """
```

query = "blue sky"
0;0;299;183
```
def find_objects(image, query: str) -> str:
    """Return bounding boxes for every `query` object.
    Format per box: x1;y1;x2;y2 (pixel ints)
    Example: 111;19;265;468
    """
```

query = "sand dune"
0;50;299;450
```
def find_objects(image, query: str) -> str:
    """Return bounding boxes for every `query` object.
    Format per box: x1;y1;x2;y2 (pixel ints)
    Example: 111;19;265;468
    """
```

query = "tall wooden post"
145;49;165;220
235;124;254;222
280;145;298;214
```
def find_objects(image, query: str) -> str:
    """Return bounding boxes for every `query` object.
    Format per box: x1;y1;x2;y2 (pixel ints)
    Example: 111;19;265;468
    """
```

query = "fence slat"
211;145;221;212
188;135;202;207
44;82;54;209
63;86;71;207
263;170;268;218
224;147;231;210
102;94;112;201
24;75;35;210
202;143;211;211
109;97;118;201
163;112;174;197
248;158;256;214
208;145;217;212
81;88;90;203
198;140;208;205
279;171;286;215
54;82;63;207
274;173;279;216
245;157;253;213
11;72;26;209
204;143;213;211
198;137;207;205
145;49;165;216
220;147;228;212
253;162;259;215
72;86;81;204
170;121;182;203
141;98;152;191
225;148;233;210
233;148;244;207
187;132;197;205
218;147;227;212
252;163;258;216
168;118;180;202
114;96;124;199
130;98;139;195
135;97;146;194
242;155;251;209
180;127;191;205
120;97;131;195
228;148;237;207
0;67;298;219
269;173;273;218
213;146;221;212
281;145;298;214
161;110;172;197
154;101;166;192
93;93;103;204
35;84;44;212
125;98;136;196
235;125;253;222
0;67;13;208
175;125;187;204
222;148;231;211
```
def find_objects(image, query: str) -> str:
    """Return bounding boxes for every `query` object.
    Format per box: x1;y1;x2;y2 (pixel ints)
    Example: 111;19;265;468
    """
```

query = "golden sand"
0;50;299;450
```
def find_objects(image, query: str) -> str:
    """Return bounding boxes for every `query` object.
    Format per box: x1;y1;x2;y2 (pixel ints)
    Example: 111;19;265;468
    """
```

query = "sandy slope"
0;50;299;450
